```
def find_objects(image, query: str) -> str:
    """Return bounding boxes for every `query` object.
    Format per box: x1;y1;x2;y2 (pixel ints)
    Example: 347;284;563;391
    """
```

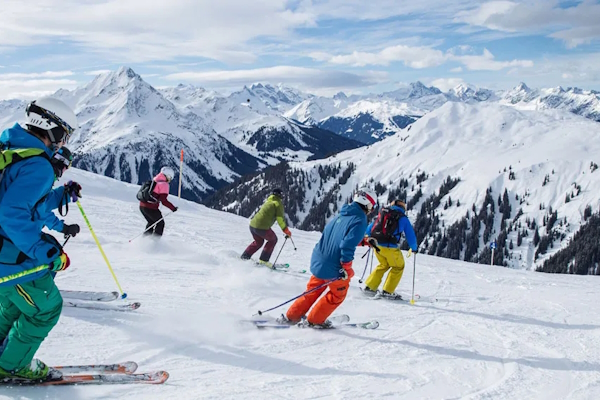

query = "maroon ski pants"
242;227;278;262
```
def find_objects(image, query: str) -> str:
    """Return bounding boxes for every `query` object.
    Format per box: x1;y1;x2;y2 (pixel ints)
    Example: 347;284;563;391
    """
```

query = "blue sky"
1;0;600;99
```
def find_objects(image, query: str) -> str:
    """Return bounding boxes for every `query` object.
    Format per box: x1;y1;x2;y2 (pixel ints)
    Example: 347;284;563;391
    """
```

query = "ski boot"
275;314;299;325
362;286;378;297
258;260;274;269
297;319;334;329
0;358;62;382
381;291;403;300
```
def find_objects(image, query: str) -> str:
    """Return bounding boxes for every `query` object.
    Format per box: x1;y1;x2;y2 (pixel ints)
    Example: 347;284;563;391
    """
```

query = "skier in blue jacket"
0;97;81;382
281;189;377;328
362;200;417;300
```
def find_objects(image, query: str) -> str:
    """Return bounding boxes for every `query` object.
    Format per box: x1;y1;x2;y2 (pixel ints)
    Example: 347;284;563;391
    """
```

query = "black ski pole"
256;278;340;315
62;234;71;247
358;248;371;284
289;236;297;251
271;236;288;267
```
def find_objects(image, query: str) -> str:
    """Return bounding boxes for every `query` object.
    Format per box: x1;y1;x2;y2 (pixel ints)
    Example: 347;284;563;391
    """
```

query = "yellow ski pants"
364;246;405;293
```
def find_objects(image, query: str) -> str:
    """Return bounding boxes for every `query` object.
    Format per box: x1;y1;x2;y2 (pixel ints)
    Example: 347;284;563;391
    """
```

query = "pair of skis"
60;290;141;311
248;314;379;330
249;259;307;275
1;361;168;386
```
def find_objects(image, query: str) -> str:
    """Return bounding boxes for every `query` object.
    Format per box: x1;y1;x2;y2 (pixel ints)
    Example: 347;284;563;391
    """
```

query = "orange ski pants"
286;276;348;325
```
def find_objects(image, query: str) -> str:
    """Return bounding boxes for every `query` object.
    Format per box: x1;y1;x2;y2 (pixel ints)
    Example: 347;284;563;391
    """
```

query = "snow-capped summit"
449;83;497;102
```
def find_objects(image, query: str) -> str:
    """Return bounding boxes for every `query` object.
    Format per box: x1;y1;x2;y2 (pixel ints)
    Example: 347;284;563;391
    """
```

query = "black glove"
64;181;82;201
62;224;80;237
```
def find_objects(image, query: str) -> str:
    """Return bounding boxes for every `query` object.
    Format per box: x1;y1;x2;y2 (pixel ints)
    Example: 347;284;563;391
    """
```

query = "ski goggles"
51;148;73;178
26;102;75;144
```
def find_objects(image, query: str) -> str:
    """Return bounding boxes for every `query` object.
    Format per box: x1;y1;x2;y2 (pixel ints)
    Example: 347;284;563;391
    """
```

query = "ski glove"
283;227;292;238
340;261;354;280
49;251;70;272
367;237;378;247
407;248;418;258
172;206;178;212
64;181;82;201
61;223;80;237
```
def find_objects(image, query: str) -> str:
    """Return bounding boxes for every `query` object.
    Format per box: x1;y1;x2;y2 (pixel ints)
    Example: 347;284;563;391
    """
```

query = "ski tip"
367;320;380;329
123;361;139;374
148;371;170;384
121;293;128;299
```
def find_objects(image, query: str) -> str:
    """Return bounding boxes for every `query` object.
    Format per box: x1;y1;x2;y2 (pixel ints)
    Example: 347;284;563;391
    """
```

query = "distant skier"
361;200;418;300
0;97;79;382
138;166;178;237
44;147;81;239
277;188;377;328
241;188;291;268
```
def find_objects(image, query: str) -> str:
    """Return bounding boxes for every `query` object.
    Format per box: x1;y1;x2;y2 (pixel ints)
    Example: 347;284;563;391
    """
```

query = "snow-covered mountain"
161;83;361;163
500;83;600;122
0;68;361;200
52;67;264;200
206;102;600;272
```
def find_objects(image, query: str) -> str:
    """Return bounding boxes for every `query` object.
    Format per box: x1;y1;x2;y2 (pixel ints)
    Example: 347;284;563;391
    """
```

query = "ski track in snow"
2;169;600;399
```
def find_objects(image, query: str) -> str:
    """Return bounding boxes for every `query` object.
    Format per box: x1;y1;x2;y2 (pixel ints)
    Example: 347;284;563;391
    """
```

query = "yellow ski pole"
76;200;127;299
0;265;48;285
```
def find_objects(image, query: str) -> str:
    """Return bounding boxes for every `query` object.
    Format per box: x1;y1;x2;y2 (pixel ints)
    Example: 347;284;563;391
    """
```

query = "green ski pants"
0;273;62;372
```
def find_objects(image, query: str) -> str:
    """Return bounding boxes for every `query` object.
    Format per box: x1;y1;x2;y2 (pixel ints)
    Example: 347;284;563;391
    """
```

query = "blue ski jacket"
310;202;368;279
0;123;65;286
366;205;418;250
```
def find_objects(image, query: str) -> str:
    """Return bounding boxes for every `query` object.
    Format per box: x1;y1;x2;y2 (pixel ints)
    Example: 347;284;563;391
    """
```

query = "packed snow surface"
3;168;599;399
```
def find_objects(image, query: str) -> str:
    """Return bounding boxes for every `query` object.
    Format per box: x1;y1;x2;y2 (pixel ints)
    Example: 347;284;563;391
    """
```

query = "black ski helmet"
272;188;283;197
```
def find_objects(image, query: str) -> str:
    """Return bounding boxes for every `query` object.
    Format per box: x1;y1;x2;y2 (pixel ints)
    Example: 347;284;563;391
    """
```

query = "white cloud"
319;45;447;68
0;79;78;100
458;1;600;48
84;70;111;76
451;67;463;72
313;46;533;71
453;48;533;71
165;66;388;90
430;78;467;91
0;0;315;63
0;71;73;79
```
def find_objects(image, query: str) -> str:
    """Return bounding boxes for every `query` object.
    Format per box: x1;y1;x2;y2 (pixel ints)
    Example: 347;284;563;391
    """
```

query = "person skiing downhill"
278;188;377;329
241;188;291;268
138;166;178;237
0;97;80;382
361;200;418;300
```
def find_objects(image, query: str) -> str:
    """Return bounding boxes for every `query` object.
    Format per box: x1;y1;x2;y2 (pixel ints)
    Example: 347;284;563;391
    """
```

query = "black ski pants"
139;206;164;236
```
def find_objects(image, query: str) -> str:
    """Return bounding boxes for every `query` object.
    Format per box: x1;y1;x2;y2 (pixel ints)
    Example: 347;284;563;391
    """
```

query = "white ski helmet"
25;97;78;144
160;166;175;182
353;188;377;211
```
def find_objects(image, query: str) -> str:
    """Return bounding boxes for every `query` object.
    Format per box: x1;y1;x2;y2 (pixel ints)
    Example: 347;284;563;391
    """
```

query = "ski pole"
128;211;174;243
62;234;71;247
289;236;297;251
271;236;288;267
358;248;371;283
0;265;49;285
410;254;416;305
369;247;374;274
256;278;340;315
76;201;127;299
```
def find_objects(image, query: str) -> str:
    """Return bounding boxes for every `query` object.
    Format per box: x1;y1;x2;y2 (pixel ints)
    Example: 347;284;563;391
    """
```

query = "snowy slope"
4;167;600;399
208;102;600;270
